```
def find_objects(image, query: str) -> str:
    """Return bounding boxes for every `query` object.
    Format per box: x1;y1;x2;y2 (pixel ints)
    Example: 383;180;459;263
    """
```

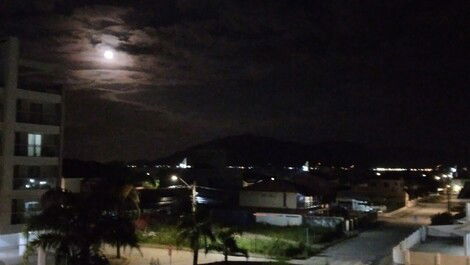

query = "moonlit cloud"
1;1;466;161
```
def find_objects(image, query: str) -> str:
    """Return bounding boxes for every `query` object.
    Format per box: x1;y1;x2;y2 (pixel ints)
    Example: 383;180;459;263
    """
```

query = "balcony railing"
16;111;60;125
17;83;62;95
11;211;41;225
14;144;59;157
13;178;56;190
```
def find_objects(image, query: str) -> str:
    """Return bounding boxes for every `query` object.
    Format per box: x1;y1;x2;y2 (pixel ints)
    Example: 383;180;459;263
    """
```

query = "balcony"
11;199;40;225
13;178;56;190
13;165;58;190
14;144;59;157
16;111;60;126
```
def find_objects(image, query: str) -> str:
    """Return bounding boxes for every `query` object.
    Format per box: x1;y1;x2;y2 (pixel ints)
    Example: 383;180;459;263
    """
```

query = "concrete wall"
254;213;302;226
0;233;19;250
239;191;298;209
393;227;425;264
61;178;82;193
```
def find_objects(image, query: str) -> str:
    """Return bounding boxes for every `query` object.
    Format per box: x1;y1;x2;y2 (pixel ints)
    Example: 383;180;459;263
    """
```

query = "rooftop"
243;179;307;194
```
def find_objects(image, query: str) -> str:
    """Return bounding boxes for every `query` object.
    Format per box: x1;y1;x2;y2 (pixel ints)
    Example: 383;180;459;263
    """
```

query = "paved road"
310;203;447;265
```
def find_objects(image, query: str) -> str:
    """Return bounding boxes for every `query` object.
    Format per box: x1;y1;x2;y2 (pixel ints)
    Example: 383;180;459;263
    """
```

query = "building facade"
239;179;315;210
0;37;62;247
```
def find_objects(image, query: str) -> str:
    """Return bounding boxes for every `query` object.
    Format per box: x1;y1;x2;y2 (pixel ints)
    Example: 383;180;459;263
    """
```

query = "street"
309;202;447;265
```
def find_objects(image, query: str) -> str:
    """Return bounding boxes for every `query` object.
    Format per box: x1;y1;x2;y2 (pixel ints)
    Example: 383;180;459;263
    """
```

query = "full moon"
103;50;114;60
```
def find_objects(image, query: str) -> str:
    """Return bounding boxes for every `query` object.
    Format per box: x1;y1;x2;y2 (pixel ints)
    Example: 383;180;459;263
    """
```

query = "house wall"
239;191;298;209
407;251;469;265
254;213;302;226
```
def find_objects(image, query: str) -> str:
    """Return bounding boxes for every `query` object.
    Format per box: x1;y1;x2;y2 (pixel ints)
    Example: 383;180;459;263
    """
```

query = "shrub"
431;212;454;225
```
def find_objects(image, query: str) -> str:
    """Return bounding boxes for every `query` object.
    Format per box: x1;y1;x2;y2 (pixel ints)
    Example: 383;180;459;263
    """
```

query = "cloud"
1;0;466;161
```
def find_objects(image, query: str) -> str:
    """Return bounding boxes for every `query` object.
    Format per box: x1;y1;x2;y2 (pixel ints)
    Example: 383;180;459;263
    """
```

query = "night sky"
1;0;468;161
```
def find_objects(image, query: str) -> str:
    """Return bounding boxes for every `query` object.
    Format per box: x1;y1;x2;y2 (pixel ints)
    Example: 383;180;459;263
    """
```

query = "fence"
304;216;343;229
254;213;302;226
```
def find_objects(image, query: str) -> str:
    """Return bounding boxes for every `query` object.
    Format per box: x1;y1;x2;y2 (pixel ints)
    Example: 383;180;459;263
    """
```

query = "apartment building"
0;37;63;248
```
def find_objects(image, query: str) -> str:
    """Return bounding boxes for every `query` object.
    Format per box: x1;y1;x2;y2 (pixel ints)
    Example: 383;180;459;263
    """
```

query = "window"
27;133;42;156
11;199;40;224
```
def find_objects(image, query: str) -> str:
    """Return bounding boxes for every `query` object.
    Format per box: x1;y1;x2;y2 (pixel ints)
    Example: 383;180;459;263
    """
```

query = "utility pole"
447;184;451;212
191;181;197;214
306;227;309;245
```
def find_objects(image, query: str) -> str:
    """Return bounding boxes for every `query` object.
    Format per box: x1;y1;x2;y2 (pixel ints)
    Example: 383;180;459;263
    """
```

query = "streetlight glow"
171;175;178;182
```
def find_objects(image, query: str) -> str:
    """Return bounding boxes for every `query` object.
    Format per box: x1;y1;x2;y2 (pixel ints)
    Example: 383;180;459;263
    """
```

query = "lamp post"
171;175;197;214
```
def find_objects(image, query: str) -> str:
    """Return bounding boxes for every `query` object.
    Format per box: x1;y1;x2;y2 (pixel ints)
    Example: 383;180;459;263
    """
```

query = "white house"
239;179;316;226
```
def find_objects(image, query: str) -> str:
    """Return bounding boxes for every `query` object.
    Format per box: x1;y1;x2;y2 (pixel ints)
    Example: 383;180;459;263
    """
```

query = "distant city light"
373;167;432;172
176;158;191;169
450;167;457;173
39;181;47;185
376;172;381;176
170;175;178;182
373;167;407;172
453;184;462;193
302;161;309;172
270;177;275;181
434;176;441;180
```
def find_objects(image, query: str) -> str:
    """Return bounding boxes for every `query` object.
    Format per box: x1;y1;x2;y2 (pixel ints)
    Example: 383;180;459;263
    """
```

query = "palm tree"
206;227;248;263
177;213;214;265
96;164;143;258
101;215;139;259
25;186;141;264
24;189;109;265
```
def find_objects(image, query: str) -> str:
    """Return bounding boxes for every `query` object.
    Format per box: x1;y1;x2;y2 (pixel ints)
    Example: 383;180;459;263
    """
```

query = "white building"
0;37;63;249
239;179;315;210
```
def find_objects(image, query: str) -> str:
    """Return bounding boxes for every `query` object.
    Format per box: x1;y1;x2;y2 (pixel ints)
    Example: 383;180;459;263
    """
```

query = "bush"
235;236;318;258
431;212;454;225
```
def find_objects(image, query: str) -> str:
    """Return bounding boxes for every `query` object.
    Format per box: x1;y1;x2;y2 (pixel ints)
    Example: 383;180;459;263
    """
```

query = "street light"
171;175;197;214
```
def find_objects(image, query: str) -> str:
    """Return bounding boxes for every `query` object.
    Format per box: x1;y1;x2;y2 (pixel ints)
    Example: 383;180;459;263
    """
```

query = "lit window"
27;134;42;156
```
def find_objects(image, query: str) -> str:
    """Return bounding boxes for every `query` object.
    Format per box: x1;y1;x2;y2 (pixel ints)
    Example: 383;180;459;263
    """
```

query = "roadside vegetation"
138;220;344;259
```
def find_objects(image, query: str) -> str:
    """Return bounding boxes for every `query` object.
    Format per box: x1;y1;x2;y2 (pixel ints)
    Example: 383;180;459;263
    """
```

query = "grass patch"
242;223;340;244
138;223;342;259
235;236;319;259
137;224;182;246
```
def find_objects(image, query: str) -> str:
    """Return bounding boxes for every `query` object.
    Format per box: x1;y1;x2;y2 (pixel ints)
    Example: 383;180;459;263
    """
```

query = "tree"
431;212;454;225
24;189;109;265
206;227;248;263
177;213;214;265
24;187;141;264
102;184;141;258
95;164;143;258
